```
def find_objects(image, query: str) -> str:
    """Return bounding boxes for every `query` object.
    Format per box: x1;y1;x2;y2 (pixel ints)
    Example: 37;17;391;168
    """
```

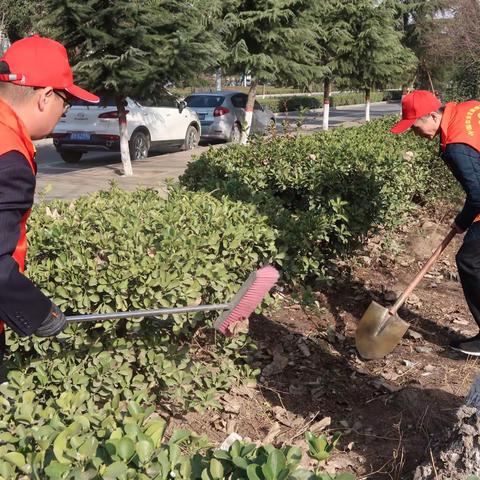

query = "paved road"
35;101;400;202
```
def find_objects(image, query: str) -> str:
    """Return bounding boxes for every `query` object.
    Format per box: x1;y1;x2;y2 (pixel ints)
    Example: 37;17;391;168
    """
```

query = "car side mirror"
178;100;187;113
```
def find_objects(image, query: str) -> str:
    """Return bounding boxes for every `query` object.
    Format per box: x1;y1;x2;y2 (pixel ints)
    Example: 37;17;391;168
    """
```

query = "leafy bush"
0;390;352;479
181;116;456;281
28;185;279;322
0;185;316;478
260;90;401;112
2;184;281;407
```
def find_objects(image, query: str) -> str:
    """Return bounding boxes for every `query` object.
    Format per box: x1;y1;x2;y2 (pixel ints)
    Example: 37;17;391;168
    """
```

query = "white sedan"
52;93;201;163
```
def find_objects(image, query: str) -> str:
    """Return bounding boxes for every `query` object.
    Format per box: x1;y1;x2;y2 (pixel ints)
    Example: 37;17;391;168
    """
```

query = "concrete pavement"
35;101;400;202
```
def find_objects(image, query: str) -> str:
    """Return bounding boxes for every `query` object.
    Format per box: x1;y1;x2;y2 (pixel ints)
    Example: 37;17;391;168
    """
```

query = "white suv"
52;93;201;163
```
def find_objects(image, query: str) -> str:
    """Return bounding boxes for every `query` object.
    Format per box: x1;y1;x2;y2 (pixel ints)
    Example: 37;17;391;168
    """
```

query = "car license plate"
70;132;91;141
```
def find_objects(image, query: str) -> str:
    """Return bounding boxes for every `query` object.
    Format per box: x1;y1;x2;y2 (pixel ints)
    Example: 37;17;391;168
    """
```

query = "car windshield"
184;95;224;108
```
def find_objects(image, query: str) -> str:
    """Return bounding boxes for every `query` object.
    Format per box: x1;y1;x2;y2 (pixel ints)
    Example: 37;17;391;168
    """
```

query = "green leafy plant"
181;116;459;282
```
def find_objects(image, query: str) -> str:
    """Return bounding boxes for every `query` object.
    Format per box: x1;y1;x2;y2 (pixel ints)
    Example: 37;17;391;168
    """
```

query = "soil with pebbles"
170;207;480;479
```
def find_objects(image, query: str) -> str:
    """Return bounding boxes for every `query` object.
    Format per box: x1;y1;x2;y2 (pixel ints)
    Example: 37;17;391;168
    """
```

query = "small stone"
407;293;421;305
298;341;311;357
408;330;423;340
424;365;435;372
361;256;372;266
415;346;432;354
402;359;414;368
219;432;243;451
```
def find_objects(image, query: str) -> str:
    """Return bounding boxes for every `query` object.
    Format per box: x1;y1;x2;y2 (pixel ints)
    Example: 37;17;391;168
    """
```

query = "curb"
275;101;399;116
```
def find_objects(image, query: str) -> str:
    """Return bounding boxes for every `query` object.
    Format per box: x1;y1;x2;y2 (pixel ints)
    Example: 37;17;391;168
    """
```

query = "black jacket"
442;143;480;232
0;150;51;336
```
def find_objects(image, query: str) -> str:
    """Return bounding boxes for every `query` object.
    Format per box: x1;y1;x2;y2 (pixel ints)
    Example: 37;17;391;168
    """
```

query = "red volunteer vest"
0;98;37;334
439;101;480;224
440;101;480;153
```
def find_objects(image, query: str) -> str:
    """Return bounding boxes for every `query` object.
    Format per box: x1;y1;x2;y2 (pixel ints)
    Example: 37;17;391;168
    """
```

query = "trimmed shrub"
260;90;401;113
0;185;295;478
27;185;279;323
0;185;280;419
181;116;456;281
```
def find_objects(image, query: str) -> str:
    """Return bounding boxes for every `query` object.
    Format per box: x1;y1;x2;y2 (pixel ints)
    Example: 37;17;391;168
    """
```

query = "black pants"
456;222;480;330
0;330;4;361
0;330;5;383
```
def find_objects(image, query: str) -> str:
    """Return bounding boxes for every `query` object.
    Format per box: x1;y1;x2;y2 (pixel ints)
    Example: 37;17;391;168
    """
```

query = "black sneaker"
450;334;480;356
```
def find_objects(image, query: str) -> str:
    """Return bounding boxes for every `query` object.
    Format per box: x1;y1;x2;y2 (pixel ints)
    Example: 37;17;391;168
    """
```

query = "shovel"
355;227;457;359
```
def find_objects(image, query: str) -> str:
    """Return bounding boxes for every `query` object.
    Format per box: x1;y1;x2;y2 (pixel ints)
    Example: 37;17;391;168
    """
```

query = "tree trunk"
365;87;371;122
322;77;331;131
240;80;257;145
425;65;435;94
116;96;133;177
414;376;480;479
215;68;222;91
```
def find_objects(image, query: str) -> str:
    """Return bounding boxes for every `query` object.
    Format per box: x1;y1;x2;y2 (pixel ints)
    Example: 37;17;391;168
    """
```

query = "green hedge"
28;185;279;322
260;90;401;113
181;116;455;281
0;186;354;478
0;186;285;477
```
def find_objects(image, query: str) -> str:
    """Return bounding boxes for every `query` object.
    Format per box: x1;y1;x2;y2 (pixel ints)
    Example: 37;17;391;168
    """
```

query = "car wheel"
129;130;150;160
229;123;242;144
59;151;83;163
182;125;199;150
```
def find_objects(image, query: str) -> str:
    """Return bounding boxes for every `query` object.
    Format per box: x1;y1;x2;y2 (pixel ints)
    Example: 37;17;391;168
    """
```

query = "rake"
66;265;280;336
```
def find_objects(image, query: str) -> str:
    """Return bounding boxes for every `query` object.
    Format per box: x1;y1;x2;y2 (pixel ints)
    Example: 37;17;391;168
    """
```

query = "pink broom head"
214;265;280;336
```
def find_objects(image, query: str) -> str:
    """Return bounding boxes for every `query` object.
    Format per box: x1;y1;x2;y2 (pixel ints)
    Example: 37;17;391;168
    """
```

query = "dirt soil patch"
171;209;480;479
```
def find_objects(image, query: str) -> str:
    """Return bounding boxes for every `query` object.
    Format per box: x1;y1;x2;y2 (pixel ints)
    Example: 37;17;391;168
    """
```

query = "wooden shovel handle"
389;227;457;316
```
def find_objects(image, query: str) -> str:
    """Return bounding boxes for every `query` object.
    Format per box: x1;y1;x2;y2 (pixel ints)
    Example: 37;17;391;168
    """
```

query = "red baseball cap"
0;35;99;103
391;90;441;134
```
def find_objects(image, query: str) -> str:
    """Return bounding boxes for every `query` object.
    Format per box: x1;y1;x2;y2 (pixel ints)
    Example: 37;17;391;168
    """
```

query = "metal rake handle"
66;303;230;323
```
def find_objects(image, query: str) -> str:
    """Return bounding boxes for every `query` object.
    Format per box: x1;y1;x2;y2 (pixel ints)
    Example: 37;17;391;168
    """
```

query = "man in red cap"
392;90;480;355
0;36;99;363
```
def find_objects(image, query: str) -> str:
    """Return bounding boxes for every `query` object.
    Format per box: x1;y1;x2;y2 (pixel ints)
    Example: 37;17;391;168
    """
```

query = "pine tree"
395;0;451;91
308;0;358;130
0;0;44;41
222;0;323;144
342;0;417;121
40;0;223;176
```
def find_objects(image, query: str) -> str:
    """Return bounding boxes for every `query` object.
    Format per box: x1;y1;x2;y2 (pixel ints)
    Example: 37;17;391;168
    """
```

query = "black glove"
35;303;67;337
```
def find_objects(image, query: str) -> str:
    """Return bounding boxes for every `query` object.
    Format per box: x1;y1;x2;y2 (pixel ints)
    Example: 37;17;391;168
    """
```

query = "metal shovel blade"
355;301;409;360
